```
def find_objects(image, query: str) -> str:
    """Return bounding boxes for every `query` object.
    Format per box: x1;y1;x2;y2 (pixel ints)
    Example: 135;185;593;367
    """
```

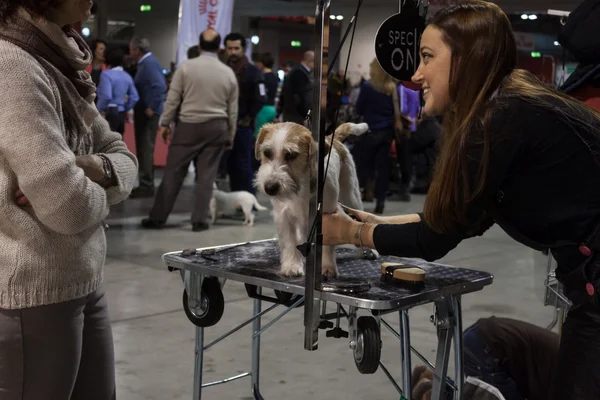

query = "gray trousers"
149;118;228;224
134;111;160;190
0;287;115;400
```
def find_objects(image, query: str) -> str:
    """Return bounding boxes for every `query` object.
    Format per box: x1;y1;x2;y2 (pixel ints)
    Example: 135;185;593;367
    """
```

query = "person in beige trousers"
0;0;138;399
142;28;239;232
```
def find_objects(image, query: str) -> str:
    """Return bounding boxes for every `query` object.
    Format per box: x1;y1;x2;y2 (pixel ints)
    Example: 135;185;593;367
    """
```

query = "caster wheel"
183;278;224;328
353;316;381;374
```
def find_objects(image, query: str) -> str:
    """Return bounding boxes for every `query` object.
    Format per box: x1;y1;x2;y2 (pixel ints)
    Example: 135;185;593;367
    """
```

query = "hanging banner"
176;0;235;65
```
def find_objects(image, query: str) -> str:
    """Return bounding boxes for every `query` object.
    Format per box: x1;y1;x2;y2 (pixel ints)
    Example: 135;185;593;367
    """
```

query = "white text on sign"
388;29;421;72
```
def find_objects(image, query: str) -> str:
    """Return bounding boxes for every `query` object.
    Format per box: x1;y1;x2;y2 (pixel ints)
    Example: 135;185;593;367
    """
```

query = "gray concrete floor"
104;174;556;400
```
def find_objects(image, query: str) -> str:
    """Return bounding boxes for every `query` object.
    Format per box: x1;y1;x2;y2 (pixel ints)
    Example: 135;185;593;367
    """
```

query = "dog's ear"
255;123;274;160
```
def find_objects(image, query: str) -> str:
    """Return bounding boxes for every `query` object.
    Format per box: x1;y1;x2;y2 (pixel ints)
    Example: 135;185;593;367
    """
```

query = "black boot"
374;203;384;215
141;218;165;229
396;185;411;202
192;222;210;232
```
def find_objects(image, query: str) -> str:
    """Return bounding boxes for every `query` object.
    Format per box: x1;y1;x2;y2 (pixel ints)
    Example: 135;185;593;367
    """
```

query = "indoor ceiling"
103;0;583;17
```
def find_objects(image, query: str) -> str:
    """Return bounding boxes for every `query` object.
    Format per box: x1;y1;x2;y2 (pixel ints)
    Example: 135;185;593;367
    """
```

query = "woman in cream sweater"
0;0;138;399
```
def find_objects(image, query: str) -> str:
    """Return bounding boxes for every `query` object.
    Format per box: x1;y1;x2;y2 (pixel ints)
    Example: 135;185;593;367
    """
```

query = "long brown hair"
423;0;600;233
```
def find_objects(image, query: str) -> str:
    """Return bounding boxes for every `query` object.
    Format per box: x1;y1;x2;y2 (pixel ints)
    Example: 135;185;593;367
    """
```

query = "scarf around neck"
0;9;98;155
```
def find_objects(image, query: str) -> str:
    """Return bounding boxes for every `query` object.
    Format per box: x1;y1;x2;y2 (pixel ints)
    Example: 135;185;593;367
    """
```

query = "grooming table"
163;239;494;400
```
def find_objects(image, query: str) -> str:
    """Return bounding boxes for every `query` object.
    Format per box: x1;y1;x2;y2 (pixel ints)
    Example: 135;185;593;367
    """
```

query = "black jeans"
352;128;394;205
463;323;525;400
550;252;600;399
106;107;125;135
134;110;160;191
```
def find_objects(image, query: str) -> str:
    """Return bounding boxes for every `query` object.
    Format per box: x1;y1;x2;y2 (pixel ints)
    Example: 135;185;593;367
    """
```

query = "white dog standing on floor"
254;122;376;277
209;184;268;226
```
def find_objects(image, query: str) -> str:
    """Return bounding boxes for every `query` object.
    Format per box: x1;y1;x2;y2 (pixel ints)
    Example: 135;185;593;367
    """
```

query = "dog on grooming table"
254;122;377;277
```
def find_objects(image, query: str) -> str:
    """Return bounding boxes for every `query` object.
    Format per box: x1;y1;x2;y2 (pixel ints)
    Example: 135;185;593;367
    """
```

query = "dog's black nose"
264;182;280;196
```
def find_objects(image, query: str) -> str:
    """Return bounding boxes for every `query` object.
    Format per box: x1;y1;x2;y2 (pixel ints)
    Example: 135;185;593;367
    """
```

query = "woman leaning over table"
323;2;600;399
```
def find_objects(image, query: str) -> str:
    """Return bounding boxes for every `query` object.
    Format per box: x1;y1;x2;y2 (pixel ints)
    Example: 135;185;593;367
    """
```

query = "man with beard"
223;32;266;194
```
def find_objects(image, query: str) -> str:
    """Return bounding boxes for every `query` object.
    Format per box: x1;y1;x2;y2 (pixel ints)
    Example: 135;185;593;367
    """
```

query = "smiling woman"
0;0;138;398
322;1;600;398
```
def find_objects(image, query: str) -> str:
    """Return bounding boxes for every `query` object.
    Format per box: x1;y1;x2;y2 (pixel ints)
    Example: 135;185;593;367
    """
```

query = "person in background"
463;317;559;400
408;115;442;194
96;46;139;135
187;44;200;60
281;51;314;124
224;32;267;194
253;52;279;171
393;84;421;201
85;38;106;87
353;58;398;214
129;36;167;198
142;29;238;232
0;0;138;398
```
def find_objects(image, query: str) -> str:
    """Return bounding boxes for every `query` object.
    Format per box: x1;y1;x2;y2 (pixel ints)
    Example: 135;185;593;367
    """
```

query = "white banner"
176;0;235;65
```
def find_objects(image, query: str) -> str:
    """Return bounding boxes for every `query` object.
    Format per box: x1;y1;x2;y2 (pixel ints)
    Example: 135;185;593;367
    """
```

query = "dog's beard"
256;165;302;200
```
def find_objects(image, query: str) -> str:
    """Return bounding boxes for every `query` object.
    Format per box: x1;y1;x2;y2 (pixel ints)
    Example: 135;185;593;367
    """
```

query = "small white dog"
254;121;376;277
210;184;268;226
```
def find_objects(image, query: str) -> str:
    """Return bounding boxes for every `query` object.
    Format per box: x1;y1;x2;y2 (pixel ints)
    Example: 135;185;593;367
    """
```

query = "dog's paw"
322;263;338;278
281;263;304;277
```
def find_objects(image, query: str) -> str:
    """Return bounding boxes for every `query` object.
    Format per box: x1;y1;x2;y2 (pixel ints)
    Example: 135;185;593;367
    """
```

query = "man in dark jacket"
224;32;267;194
281;51;314;124
129;36;167;198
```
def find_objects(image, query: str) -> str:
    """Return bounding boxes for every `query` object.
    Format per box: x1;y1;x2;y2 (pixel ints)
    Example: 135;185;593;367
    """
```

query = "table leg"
252;287;264;400
400;310;412;400
431;298;453;400
193;326;204;400
452;296;463;400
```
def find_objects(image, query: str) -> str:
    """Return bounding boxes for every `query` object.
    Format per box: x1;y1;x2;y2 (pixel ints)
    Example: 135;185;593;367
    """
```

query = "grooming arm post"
304;0;331;351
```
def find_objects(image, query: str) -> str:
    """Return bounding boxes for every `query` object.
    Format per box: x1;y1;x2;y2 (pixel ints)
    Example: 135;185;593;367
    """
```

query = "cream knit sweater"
0;38;138;309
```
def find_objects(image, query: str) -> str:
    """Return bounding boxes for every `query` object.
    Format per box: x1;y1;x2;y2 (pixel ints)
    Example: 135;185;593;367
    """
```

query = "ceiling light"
521;14;528;19
336;15;343;20
528;14;538;20
82;27;90;37
554;41;560;46
330;15;336;20
251;35;260;45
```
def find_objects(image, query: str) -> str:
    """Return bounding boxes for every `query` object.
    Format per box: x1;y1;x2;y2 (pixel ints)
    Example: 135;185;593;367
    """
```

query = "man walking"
142;29;238;232
224;32;267;194
129;37;167;198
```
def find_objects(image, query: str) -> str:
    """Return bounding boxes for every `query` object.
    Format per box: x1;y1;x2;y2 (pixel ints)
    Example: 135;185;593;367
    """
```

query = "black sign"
375;2;426;82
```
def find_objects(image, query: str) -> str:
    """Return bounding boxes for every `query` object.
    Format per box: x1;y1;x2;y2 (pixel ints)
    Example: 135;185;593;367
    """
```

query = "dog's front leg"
209;198;217;224
277;215;305;277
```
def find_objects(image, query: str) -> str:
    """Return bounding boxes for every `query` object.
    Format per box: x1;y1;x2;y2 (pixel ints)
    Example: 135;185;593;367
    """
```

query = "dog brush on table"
381;262;426;291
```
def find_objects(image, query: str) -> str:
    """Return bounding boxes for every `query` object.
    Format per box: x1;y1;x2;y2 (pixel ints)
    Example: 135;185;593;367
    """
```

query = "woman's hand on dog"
339;204;382;224
322;209;357;246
